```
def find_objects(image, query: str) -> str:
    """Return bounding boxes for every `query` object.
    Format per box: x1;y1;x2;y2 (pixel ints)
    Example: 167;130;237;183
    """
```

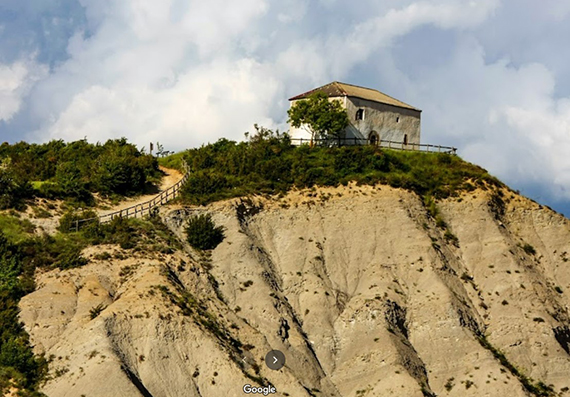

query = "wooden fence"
290;137;457;154
70;161;189;232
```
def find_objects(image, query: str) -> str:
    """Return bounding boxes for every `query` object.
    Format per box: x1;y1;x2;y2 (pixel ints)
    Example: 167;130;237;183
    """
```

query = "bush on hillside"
175;127;502;206
58;210;98;233
0;166;32;210
185;214;225;250
0;232;48;393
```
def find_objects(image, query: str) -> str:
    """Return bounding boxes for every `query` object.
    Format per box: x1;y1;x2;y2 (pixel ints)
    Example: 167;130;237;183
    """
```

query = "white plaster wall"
345;97;421;145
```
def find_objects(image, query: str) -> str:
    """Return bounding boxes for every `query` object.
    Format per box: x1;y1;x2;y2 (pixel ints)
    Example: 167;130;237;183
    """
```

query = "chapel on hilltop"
288;81;421;146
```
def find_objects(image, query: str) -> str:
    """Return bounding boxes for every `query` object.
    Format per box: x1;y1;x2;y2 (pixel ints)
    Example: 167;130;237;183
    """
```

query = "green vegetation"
176;128;502;206
287;92;349;144
0;138;160;209
185;214;225;251
0;161;32;211
0;231;47;395
0;214;36;244
158;151;185;172
477;336;555;396
58;209;98;233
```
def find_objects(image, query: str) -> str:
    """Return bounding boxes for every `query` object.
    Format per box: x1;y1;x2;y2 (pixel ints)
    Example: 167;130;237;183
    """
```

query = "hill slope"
19;184;570;397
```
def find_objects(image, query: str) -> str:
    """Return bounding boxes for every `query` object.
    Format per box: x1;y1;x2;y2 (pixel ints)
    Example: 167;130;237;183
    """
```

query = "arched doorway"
403;134;408;146
368;131;379;146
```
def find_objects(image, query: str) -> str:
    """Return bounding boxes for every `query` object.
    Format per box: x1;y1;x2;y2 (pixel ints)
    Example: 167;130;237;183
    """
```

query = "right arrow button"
265;350;286;370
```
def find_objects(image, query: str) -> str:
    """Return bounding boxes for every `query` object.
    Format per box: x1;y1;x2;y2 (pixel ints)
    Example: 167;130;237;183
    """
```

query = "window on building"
355;109;364;121
396;116;400;123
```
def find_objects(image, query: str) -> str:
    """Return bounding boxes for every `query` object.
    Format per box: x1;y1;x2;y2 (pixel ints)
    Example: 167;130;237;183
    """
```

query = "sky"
1;0;570;216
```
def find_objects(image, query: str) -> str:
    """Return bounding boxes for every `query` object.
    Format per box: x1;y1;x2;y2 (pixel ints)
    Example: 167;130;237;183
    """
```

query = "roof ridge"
337;81;417;110
288;81;420;111
332;81;348;96
335;81;372;90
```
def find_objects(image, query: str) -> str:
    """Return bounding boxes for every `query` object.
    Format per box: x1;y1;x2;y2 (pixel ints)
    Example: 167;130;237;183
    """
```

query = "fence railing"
290;137;457;154
70;161;189;232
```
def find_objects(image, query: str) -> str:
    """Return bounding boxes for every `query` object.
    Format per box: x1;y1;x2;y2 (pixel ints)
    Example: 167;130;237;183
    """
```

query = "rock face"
19;185;570;397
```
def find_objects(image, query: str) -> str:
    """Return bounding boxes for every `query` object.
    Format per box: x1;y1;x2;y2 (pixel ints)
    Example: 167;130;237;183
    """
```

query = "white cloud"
0;58;46;122
47;58;280;149
274;0;500;84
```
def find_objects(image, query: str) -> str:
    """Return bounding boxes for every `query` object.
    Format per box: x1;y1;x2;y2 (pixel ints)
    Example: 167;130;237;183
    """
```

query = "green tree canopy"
287;92;349;144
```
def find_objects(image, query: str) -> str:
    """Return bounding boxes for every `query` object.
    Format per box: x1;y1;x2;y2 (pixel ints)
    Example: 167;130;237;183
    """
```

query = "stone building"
288;82;421;146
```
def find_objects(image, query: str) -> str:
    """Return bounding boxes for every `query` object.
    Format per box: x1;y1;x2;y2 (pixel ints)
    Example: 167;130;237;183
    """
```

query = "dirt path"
98;166;184;217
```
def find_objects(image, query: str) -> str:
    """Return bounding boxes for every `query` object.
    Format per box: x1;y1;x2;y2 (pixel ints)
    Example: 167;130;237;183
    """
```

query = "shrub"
0;166;31;210
56;245;88;270
58;210;98;233
185;214;225;250
522;243;536;256
89;304;106;320
444;229;459;246
444;378;455;391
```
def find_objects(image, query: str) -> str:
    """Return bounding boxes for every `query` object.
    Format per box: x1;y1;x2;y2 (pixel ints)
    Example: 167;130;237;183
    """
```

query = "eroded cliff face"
19;185;570;397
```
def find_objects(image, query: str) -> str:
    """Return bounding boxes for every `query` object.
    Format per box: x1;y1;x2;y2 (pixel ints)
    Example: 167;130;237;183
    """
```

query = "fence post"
75;220;79;232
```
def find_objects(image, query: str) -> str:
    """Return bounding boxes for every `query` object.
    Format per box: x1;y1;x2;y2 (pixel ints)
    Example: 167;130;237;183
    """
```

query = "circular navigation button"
264;350;285;370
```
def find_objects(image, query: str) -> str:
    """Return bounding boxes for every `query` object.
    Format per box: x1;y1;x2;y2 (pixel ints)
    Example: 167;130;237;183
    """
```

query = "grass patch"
158;151;186;171
177;131;502;206
0;214;36;243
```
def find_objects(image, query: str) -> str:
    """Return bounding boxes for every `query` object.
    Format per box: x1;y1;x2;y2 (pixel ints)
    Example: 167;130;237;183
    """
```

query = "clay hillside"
1;133;569;397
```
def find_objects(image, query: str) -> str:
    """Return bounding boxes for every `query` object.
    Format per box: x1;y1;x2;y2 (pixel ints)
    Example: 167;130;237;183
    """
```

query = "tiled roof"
289;81;420;111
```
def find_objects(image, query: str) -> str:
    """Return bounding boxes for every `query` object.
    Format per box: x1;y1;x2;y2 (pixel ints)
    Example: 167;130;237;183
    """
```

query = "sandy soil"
19;185;570;397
